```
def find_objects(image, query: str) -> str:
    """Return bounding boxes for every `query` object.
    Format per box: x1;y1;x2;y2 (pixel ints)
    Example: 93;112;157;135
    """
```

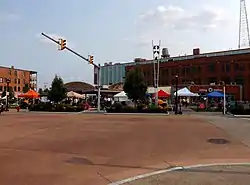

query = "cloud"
129;4;234;47
0;12;20;22
36;33;76;48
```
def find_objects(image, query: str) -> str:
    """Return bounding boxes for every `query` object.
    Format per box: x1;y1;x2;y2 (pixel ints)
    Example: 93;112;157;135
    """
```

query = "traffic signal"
89;55;94;64
59;39;66;50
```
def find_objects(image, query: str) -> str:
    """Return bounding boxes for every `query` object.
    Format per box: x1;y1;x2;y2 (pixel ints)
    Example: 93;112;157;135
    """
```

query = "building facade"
0;66;37;95
99;62;128;86
125;48;250;100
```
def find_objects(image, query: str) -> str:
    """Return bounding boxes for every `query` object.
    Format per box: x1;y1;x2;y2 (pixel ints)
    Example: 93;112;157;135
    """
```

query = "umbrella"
206;91;225;98
18;89;40;98
153;90;171;98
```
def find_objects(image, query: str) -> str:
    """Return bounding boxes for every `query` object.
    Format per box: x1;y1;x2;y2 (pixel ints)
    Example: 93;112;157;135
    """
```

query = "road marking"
241;118;250;121
108;162;250;185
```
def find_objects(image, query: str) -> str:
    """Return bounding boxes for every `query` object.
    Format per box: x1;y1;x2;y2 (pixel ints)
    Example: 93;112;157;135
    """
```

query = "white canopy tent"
0;96;6;100
67;91;84;99
174;87;199;97
114;91;129;102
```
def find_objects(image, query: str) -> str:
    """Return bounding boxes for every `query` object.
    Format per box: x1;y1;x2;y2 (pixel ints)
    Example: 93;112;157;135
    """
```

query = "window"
18;87;21;92
18;79;20;84
4;86;6;91
14;71;17;76
208;77;217;84
225;64;230;72
197;66;201;73
234;63;244;71
221;77;231;84
0;86;2;91
14;79;17;84
171;68;176;75
14;86;17;91
234;76;244;85
208;64;215;72
181;68;185;75
172;79;176;85
164;69;168;75
192;66;197;74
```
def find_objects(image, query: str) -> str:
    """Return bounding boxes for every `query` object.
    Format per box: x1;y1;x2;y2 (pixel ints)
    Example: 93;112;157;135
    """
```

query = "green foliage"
123;67;147;103
1;91;6;97
38;88;43;95
23;83;30;93
29;103;84;112
1;87;14;98
47;75;66;103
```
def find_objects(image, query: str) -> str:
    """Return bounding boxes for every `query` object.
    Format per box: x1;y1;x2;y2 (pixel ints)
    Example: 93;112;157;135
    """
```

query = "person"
0;102;4;114
225;102;230;114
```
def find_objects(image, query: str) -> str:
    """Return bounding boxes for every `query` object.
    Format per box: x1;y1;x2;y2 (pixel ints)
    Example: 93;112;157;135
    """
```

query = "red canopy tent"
153;90;170;98
18;89;40;99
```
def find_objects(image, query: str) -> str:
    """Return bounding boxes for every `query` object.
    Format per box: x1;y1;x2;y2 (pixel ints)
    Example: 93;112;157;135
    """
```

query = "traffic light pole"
41;32;101;112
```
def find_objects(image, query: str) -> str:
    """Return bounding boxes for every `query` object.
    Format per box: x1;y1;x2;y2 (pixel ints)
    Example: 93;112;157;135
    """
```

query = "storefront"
189;85;242;101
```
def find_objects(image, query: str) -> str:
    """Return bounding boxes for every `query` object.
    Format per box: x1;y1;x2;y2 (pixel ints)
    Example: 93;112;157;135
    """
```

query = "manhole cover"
65;157;93;165
207;138;230;144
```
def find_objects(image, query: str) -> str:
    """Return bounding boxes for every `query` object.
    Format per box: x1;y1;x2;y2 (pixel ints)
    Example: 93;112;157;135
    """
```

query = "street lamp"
175;75;178;115
5;78;10;111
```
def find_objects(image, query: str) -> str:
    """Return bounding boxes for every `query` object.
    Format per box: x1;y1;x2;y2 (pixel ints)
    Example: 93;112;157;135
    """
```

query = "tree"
1;91;6;98
2;87;14;99
47;75;66;103
38;88;43;95
23;83;30;93
123;67;147;104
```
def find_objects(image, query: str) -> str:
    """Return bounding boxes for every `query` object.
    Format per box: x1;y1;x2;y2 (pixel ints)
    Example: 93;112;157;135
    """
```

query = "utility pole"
152;40;161;107
41;32;101;112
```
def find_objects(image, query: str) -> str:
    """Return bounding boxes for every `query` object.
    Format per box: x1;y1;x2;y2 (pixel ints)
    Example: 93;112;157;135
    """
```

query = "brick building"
0;66;37;95
126;48;250;100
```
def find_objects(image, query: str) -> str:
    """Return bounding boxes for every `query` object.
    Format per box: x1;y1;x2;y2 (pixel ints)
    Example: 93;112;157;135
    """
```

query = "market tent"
174;87;199;97
0;96;6;100
18;89;40;98
153;89;171;98
206;91;224;98
114;91;129;102
67;91;84;98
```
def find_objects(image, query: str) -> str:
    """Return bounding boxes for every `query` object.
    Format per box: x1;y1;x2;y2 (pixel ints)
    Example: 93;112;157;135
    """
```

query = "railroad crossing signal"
59;39;66;50
89;55;94;64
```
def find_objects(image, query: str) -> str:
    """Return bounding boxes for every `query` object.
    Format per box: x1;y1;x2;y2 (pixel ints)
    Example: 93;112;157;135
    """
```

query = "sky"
0;0;246;88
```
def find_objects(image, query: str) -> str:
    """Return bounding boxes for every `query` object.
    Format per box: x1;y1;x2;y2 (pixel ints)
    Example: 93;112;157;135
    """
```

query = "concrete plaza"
0;113;249;185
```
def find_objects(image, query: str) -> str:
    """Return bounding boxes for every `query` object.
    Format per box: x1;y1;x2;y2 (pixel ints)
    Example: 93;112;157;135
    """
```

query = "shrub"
29;103;84;112
230;108;250;115
106;105;168;113
190;107;222;112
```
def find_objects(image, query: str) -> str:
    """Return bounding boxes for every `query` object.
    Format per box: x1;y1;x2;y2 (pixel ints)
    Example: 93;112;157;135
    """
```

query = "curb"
108;162;250;185
14;111;80;115
104;113;170;116
233;115;250;118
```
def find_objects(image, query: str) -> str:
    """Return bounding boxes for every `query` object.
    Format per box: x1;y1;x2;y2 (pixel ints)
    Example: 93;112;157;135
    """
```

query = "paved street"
117;114;250;185
0;113;250;185
122;164;250;185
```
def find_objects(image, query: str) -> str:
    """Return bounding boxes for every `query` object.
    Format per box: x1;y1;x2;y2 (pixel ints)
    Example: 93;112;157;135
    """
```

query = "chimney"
193;48;200;55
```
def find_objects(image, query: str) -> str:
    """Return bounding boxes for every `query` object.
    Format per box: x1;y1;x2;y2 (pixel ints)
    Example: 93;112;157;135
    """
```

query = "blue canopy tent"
206;91;225;98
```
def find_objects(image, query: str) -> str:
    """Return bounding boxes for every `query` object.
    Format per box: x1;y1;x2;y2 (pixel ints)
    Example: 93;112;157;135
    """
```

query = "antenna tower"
239;0;250;48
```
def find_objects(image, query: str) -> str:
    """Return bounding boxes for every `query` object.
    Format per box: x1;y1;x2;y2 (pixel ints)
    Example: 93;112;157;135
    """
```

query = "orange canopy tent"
153;90;171;98
18;89;40;99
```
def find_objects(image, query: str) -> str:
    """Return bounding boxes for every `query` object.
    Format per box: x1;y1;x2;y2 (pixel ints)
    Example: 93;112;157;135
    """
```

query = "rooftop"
0;65;37;73
126;48;250;66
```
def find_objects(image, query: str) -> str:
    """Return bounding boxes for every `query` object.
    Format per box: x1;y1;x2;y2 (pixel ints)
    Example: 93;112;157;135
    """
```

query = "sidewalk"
112;164;250;185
